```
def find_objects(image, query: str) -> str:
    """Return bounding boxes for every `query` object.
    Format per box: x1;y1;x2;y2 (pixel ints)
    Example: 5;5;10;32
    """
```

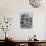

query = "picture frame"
20;12;33;28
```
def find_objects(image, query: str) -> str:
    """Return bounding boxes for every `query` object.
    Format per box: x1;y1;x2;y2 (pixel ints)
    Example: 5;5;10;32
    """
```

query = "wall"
0;0;46;40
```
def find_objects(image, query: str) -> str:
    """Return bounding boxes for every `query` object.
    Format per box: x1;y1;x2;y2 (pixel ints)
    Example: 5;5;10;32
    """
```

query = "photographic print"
20;12;33;28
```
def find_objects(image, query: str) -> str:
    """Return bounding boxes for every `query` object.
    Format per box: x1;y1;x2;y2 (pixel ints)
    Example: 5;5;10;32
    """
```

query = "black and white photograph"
20;13;33;28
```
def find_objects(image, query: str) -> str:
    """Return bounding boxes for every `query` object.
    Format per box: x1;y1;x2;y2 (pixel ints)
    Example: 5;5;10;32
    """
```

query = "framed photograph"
20;12;33;28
